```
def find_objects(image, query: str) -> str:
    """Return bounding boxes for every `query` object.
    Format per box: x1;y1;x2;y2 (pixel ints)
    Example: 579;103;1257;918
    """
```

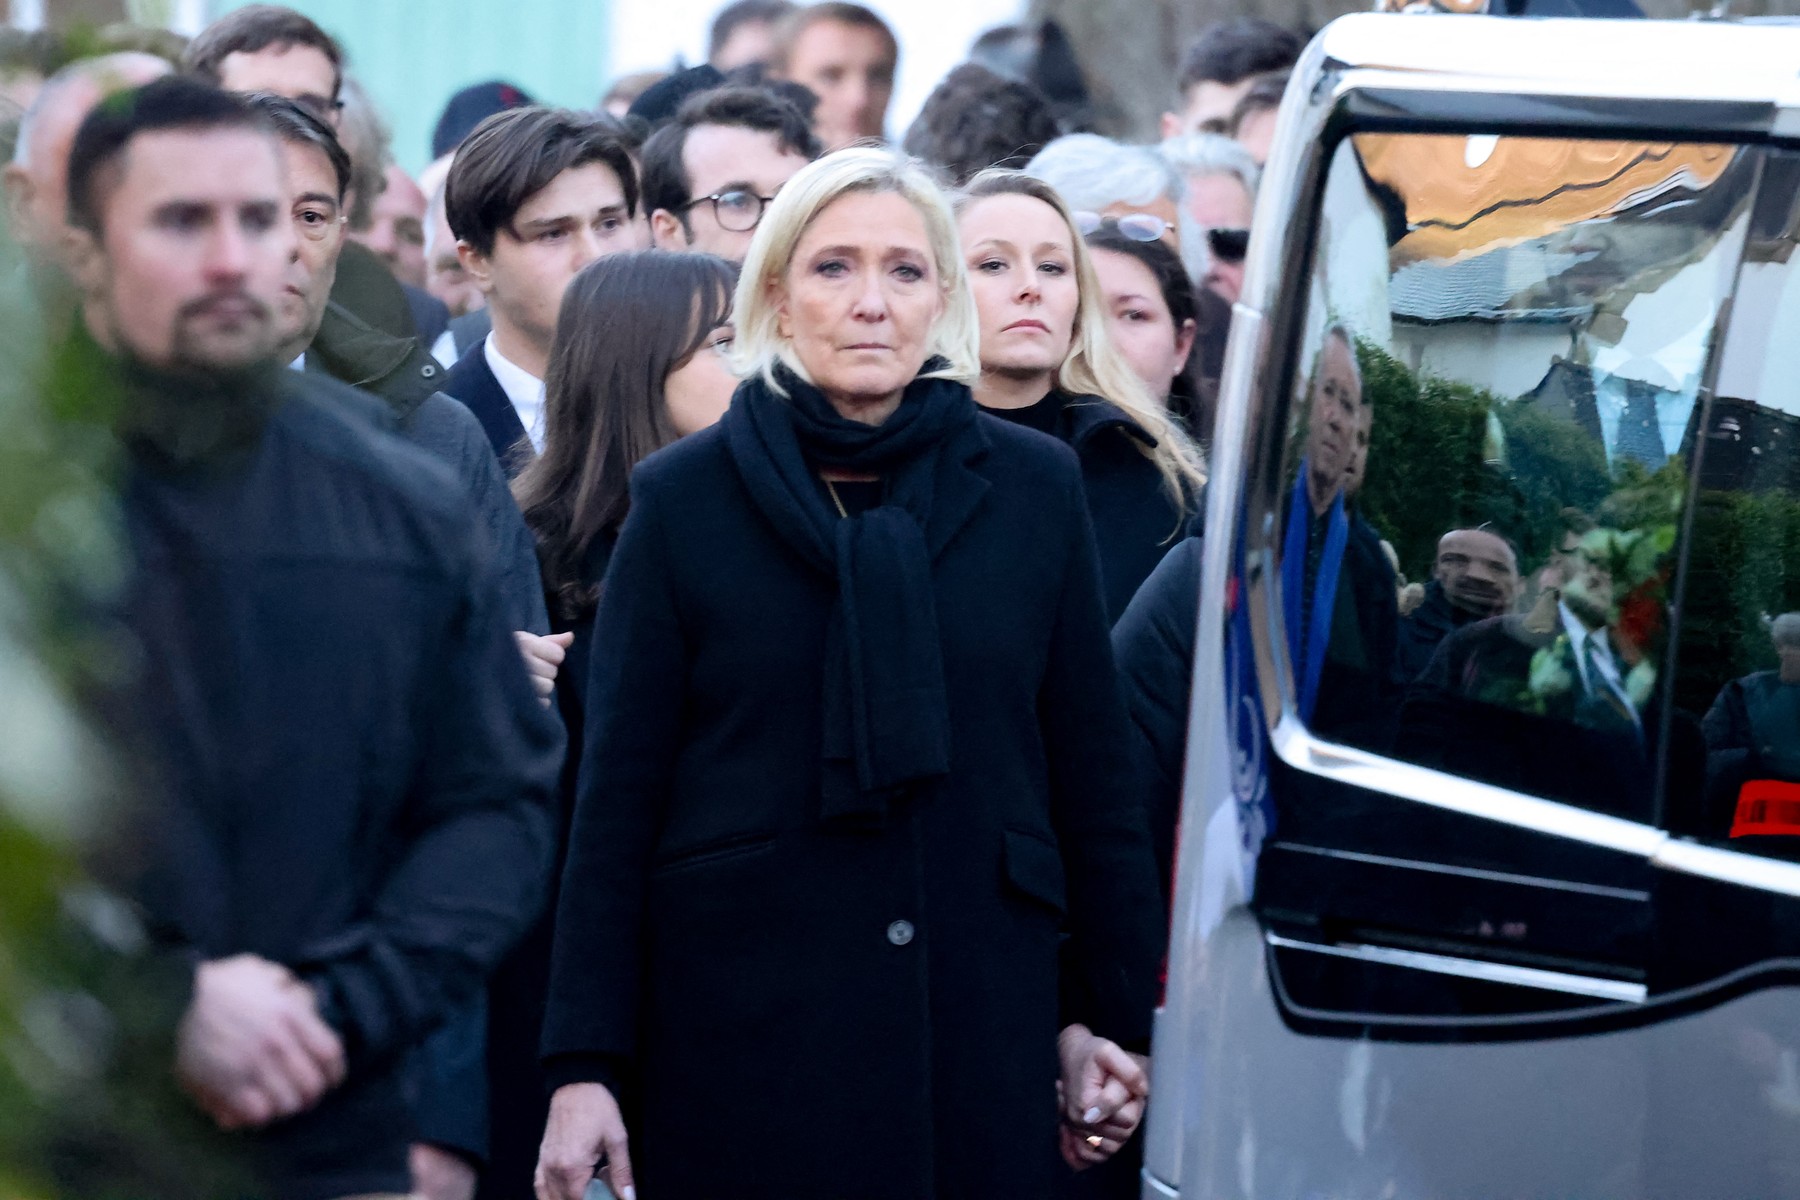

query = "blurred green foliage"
0;250;246;1195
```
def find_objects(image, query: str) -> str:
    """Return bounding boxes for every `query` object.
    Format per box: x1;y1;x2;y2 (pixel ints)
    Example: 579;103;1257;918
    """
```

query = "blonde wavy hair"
957;169;1207;507
730;145;980;392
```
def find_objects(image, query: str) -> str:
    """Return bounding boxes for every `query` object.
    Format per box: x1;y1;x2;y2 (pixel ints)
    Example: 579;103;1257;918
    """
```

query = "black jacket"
1112;533;1203;899
1396;578;1486;683
308;301;545;634
307;300;550;1168
443;339;530;479
1312;509;1402;747
993;392;1189;621
540;412;1163;1199
119;362;563;1200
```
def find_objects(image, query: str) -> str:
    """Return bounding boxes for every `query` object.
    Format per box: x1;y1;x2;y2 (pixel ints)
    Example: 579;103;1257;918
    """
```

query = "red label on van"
1730;780;1800;837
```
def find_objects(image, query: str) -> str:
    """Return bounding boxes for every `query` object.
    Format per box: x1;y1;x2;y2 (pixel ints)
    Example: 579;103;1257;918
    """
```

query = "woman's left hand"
1056;1022;1150;1169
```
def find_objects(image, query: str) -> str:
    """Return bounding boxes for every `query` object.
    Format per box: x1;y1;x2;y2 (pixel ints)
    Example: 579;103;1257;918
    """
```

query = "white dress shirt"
1559;600;1633;716
484;334;547;454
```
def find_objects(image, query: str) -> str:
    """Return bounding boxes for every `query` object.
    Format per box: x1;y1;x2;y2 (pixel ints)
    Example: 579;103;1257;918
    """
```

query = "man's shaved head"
6;52;171;253
1434;527;1520;618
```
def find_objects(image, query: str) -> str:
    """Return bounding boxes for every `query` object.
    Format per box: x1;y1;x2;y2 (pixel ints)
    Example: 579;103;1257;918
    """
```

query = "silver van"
1145;14;1800;1197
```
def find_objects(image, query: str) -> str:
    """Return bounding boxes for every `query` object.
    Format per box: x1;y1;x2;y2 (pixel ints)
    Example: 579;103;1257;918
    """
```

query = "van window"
1277;132;1752;819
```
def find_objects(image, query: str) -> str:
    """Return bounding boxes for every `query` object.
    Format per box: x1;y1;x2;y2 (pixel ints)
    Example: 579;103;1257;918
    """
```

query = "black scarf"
724;363;979;824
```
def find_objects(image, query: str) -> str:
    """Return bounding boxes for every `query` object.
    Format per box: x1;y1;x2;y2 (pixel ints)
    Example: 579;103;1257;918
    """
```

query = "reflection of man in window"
1395;527;1521;680
1553;538;1640;728
1410;526;1640;732
1282;325;1399;741
1399;523;1652;814
1702;613;1800;830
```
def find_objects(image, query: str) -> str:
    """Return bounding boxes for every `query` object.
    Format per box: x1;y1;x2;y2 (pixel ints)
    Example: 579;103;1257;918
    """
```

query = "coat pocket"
652;831;777;876
1002;827;1067;917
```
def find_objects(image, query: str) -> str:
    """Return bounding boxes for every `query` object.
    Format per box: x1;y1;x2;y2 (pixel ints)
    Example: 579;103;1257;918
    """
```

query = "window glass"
1668;148;1800;856
1277;132;1752;819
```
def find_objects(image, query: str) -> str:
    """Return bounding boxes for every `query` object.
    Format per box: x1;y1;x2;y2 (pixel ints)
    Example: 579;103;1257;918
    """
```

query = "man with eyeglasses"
642;85;820;264
182;5;344;128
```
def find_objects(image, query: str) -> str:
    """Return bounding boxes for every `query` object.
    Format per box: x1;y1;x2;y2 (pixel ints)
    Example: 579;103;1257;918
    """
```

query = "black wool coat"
1006;392;1190;622
540;412;1165;1200
1112;533;1204;902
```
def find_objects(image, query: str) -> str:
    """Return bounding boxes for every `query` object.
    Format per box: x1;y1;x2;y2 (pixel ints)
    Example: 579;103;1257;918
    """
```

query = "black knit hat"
432;80;534;159
626;64;725;129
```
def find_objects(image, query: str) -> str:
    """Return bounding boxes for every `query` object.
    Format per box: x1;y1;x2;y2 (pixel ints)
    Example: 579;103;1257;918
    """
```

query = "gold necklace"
824;478;849;519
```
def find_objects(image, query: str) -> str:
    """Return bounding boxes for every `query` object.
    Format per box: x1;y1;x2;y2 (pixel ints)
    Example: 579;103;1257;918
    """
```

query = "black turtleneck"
982;390;1066;438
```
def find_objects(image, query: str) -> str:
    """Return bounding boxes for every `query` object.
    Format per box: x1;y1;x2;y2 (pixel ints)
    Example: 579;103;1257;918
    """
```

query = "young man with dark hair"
181;3;343;125
442;105;639;472
642;85;818;262
1160;17;1303;139
62;75;560;1200
768;1;897;150
708;0;796;70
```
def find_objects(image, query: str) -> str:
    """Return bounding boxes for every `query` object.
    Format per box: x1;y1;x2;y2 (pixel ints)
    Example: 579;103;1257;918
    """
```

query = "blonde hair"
957;169;1207;507
730;145;980;392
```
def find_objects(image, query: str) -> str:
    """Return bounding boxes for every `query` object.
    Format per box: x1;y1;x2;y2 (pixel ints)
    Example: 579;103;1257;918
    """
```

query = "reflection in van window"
1281;325;1400;743
1279;132;1752;819
1670;148;1800;854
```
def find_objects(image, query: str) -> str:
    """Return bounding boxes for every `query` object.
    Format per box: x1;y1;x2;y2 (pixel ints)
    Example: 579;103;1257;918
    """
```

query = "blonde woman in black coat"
957;170;1207;620
535;147;1164;1200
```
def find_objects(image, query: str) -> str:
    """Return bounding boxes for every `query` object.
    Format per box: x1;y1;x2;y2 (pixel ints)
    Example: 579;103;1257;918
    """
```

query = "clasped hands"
175;953;345;1131
1057;1022;1151;1170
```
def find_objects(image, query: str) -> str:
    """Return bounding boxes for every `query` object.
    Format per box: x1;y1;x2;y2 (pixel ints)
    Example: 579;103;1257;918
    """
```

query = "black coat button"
887;919;915;946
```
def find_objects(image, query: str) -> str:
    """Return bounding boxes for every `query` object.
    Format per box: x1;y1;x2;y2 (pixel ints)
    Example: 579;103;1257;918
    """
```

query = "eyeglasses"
682;189;778;233
1073;210;1174;243
1207;227;1250;263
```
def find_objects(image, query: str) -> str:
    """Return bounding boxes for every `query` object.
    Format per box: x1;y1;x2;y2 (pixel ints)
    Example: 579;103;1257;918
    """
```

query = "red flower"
1615;580;1665;663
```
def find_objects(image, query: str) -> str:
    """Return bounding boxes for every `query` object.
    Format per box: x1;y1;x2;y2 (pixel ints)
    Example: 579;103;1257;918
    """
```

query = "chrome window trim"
1270;682;1800;904
1271;719;1665;856
1266;932;1649;1004
1140;1170;1180;1200
1275;841;1651;902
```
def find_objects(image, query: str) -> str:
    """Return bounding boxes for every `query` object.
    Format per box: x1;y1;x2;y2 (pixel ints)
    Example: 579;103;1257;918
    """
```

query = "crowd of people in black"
0;4;1317;1198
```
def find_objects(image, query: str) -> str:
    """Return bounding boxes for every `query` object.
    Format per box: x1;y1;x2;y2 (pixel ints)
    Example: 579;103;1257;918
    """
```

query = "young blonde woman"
534;147;1163;1200
957;169;1207;618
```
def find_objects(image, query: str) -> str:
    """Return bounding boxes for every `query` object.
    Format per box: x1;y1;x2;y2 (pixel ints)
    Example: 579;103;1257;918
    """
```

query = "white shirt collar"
484;334;547;454
289;352;307;372
1559;600;1621;691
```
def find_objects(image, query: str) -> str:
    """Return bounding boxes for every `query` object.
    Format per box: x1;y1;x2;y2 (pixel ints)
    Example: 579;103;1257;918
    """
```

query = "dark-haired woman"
483;248;738;1198
956;169;1207;620
1085;225;1219;443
